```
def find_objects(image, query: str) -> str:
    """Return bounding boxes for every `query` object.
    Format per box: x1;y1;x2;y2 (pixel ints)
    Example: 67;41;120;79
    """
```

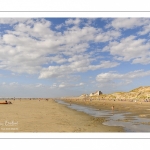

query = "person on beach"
111;106;114;111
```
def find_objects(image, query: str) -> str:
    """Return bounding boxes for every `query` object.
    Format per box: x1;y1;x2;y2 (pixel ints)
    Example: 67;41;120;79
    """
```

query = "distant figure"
4;100;12;104
111;105;114;111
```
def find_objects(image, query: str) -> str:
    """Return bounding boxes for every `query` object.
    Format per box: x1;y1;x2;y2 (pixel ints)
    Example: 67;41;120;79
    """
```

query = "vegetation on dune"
108;86;150;100
78;86;150;101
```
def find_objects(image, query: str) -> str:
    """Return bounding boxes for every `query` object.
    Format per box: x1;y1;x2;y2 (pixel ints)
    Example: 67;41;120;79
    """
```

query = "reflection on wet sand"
56;99;150;132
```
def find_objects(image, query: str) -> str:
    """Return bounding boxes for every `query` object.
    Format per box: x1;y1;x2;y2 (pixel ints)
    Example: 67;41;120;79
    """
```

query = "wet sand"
0;99;123;132
63;98;150;119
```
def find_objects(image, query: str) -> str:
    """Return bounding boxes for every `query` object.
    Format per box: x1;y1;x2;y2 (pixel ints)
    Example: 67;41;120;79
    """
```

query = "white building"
89;91;102;96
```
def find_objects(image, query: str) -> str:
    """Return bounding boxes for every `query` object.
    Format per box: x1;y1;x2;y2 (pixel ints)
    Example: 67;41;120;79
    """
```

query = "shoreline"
62;98;150;119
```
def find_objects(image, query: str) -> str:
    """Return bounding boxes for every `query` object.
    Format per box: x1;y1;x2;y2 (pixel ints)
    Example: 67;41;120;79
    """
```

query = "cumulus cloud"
106;18;150;30
58;82;72;88
9;82;18;86
59;84;66;88
85;18;97;26
55;24;63;30
49;55;68;64
102;36;150;64
78;82;84;86
55;18;81;30
96;70;150;87
39;60;119;79
58;82;85;89
138;24;150;36
0;18;32;25
94;30;121;42
0;18;121;78
65;18;81;26
35;83;43;88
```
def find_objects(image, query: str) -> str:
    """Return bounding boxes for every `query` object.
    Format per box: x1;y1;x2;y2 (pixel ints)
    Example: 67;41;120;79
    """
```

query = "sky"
0;18;150;98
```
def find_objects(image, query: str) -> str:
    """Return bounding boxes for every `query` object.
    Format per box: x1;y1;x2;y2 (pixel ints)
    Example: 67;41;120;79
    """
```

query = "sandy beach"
0;99;123;132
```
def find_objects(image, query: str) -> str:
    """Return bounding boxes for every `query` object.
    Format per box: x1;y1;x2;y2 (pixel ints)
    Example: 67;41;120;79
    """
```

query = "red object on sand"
0;102;8;104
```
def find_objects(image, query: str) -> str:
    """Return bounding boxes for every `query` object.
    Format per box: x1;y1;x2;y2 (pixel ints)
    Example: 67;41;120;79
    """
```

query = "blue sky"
0;18;150;98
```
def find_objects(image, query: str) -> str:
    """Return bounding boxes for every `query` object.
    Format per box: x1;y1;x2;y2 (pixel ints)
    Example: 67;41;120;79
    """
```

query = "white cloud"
58;83;66;88
58;82;74;88
39;60;119;79
58;82;85;89
0;18;31;25
51;83;57;88
102;36;150;64
0;18;122;80
85;18;97;26
55;24;63;30
94;30;121;42
65;18;81;26
35;83;43;88
55;18;81;30
96;70;150;87
49;55;68;64
9;82;18;86
132;56;150;65
106;18;150;30
138;24;150;35
79;82;84;86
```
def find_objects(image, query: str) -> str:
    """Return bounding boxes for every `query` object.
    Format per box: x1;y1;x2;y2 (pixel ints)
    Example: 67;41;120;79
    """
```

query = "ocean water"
55;99;150;132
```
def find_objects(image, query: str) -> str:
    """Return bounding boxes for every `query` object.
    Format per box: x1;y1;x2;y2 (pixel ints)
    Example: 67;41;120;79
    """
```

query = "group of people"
144;99;150;102
5;100;12;104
